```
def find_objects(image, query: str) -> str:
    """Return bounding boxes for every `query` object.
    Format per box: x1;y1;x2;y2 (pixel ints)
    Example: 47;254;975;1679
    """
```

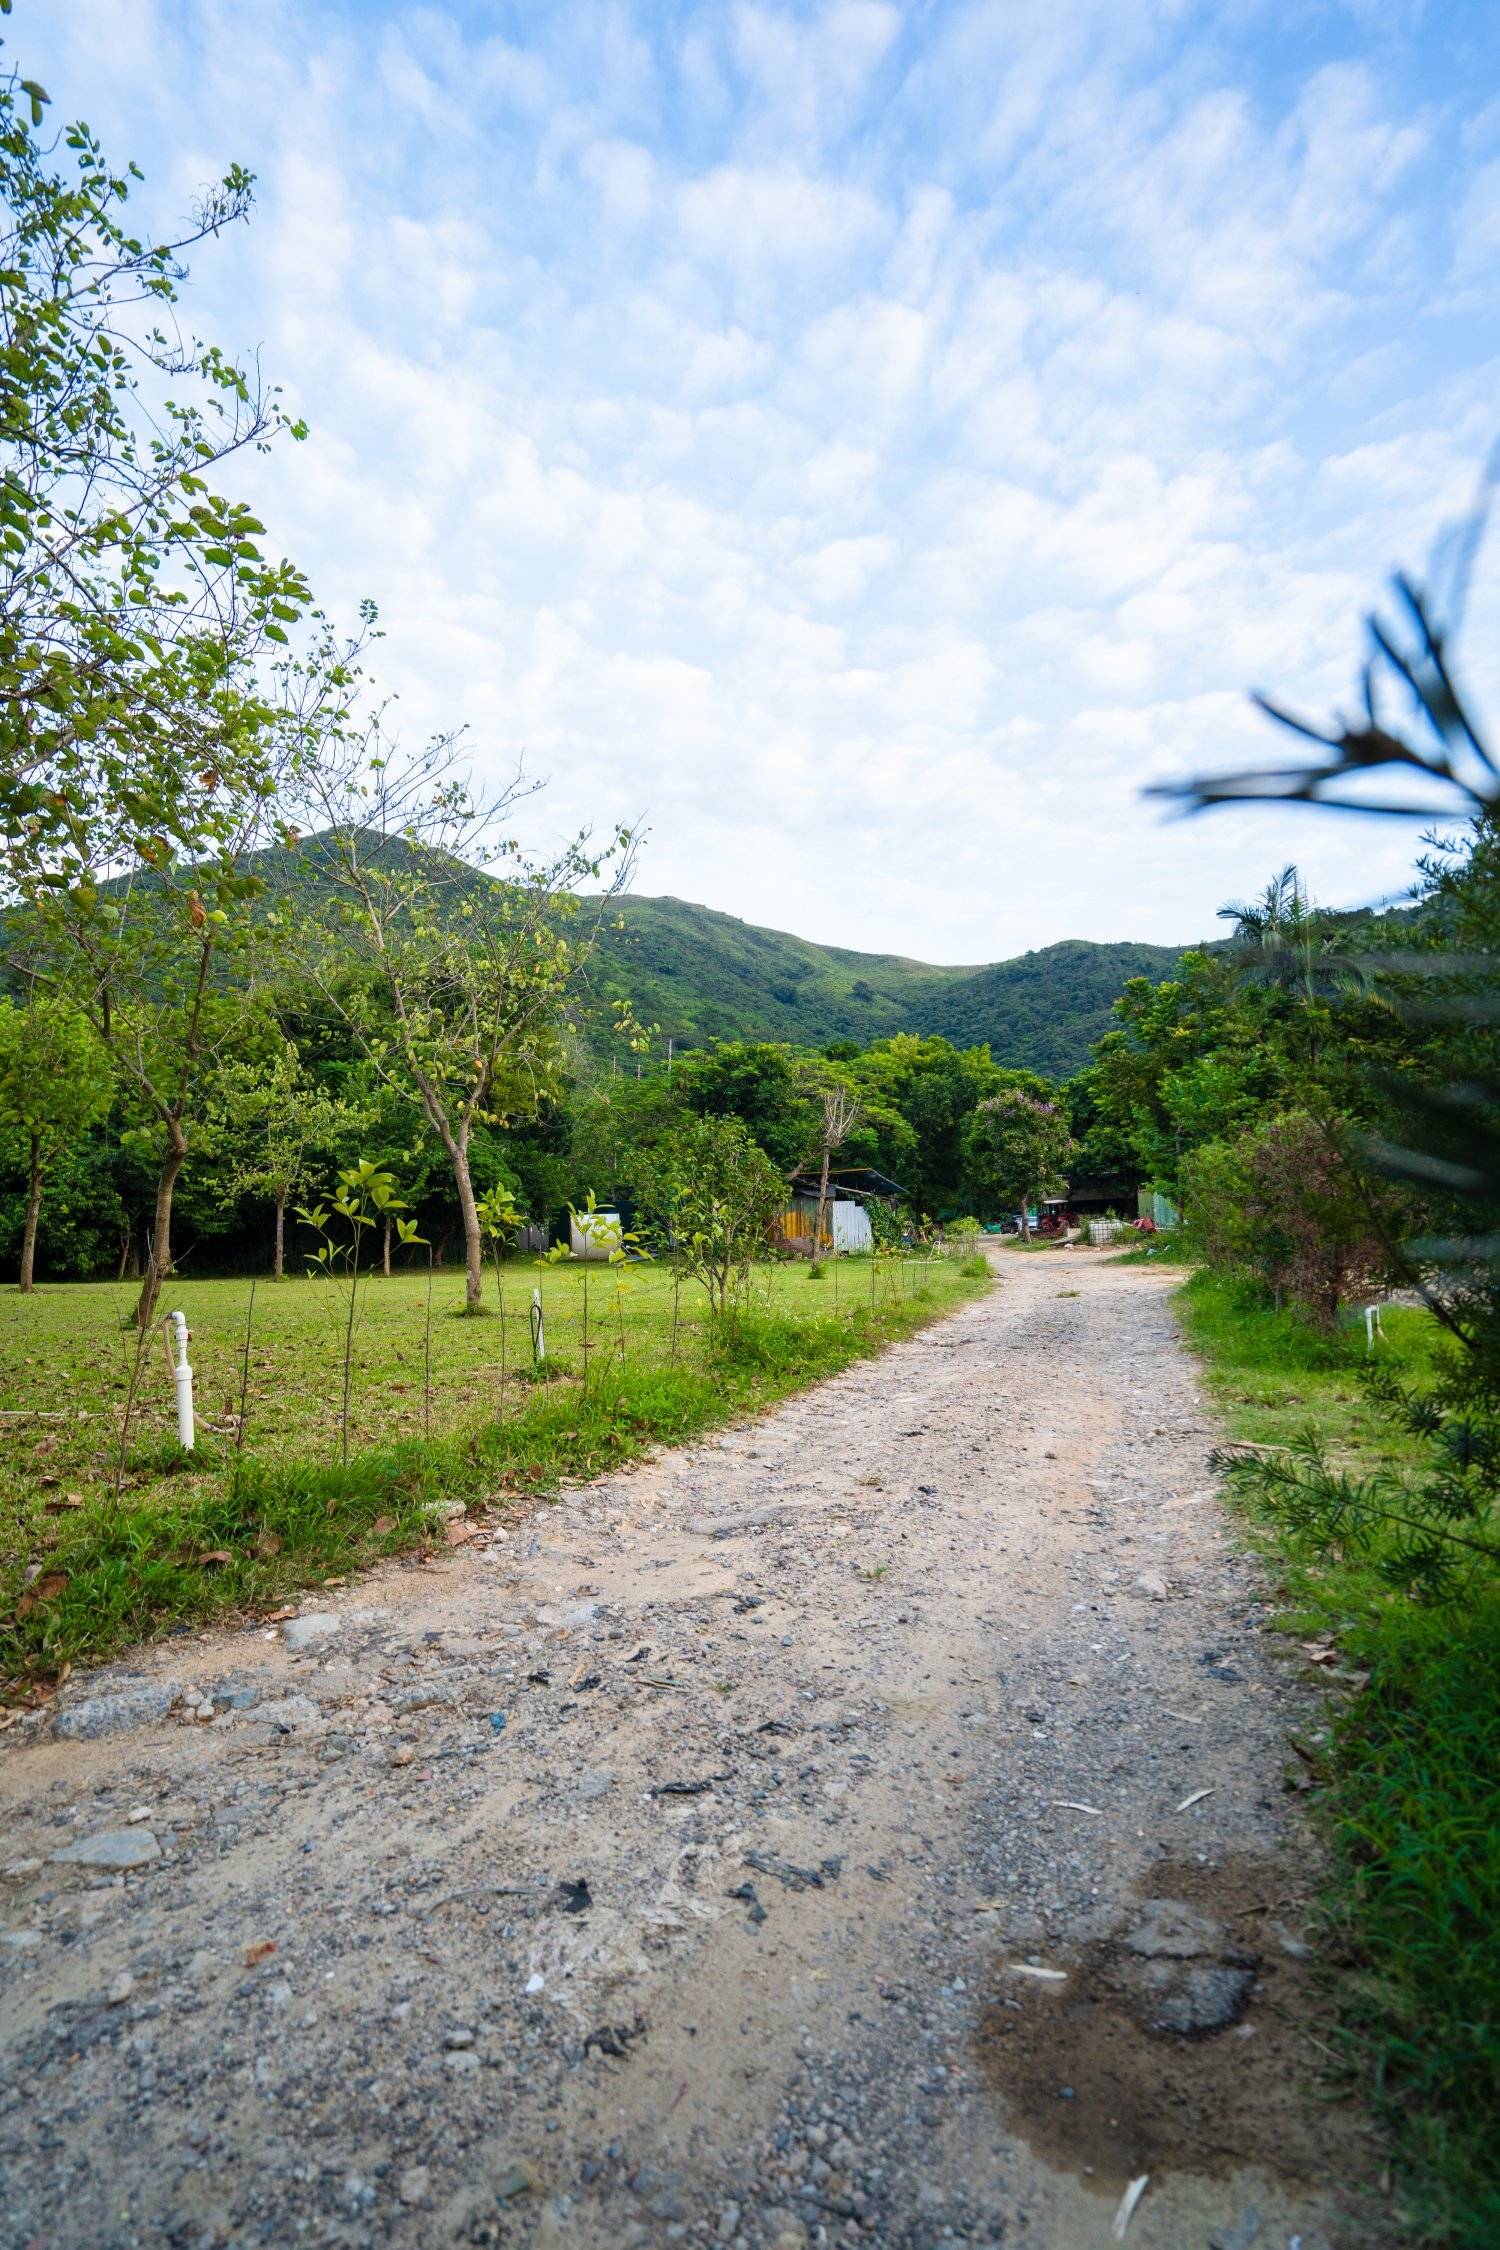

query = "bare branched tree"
295;721;636;1313
810;1083;865;1257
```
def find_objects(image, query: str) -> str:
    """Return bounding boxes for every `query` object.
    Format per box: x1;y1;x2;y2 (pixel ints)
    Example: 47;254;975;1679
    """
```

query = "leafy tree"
1083;958;1268;1194
0;1117;129;1277
1220;864;1352;998
0;49;314;877
845;1034;1005;1212
1155;486;1500;1596
1183;1109;1393;1323
568;1069;686;1205
19;752;325;1323
633;1114;785;1319
297;1159;424;1464
0;995;111;1288
0;45;337;1322
207;1038;345;1280
301;731;634;1313
674;1041;816;1172
965;1086;1072;1236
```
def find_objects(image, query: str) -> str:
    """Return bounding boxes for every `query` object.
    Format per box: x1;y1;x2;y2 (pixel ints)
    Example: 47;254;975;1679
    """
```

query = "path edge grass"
1174;1264;1500;2250
2;1272;988;1692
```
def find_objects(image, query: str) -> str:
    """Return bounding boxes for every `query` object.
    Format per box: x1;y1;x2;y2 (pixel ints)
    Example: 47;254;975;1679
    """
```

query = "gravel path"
0;1250;1390;2250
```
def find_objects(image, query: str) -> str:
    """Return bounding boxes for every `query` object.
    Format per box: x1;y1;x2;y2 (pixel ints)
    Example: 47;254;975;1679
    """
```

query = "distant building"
779;1167;906;1256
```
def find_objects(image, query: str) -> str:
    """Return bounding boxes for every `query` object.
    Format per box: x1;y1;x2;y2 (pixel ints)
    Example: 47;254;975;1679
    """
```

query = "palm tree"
1217;867;1367;1055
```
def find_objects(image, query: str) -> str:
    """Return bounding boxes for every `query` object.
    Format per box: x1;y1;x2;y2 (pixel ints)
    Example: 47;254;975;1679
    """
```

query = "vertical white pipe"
169;1309;195;1450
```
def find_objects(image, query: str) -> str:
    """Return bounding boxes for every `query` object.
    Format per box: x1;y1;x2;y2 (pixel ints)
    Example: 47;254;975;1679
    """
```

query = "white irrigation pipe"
168;1308;195;1451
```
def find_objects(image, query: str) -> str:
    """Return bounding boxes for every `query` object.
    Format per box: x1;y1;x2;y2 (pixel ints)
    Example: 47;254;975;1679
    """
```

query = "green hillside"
226;836;1206;1080
582;895;1200;1078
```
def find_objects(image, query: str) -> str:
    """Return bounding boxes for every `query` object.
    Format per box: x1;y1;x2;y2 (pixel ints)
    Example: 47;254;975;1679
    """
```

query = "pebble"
493;2161;536;2203
1132;1571;1169;1601
392;1681;461;1713
49;1829;160;1871
253;1696;323;1734
281;1613;340;1652
391;1746;415;1767
1147;1962;1256;2035
107;1971;135;2006
1123;1899;1223;1960
1208;2209;1263;2250
51;1681;176;1741
398;2165;431;2206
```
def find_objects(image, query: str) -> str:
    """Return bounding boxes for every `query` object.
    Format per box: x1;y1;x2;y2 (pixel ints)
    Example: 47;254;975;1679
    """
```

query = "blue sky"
21;0;1500;959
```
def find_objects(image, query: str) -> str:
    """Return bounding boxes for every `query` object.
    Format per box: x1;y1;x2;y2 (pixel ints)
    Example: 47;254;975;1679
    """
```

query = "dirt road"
0;1251;1387;2250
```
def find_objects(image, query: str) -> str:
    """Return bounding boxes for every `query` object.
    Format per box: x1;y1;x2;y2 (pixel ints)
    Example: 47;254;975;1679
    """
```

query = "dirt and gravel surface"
0;1250;1391;2250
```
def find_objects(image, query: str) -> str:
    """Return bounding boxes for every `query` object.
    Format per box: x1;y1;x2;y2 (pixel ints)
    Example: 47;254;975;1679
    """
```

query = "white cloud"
17;0;1500;968
677;165;888;265
791;534;898;605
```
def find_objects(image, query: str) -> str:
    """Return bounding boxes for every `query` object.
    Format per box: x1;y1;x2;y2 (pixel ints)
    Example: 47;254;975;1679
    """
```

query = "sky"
19;0;1500;961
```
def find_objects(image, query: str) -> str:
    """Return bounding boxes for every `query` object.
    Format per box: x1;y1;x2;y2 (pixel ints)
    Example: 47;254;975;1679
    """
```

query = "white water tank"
569;1208;623;1262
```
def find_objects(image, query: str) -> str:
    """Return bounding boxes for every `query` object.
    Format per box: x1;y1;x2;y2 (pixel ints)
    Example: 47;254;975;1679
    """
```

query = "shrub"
1182;1108;1392;1324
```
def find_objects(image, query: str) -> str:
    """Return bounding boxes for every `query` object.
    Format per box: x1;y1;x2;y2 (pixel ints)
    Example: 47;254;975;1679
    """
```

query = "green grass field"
1177;1268;1500;2247
0;1253;984;1687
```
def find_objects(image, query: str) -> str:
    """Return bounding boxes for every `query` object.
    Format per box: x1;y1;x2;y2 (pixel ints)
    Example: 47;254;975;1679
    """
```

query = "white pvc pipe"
168;1309;195;1450
531;1286;546;1363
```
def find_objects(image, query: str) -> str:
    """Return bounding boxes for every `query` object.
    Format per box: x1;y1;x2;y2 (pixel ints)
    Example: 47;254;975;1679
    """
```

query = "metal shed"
781;1167;906;1256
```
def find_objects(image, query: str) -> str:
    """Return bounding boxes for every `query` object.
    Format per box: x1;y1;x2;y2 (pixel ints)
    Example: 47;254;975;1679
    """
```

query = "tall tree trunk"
273;1192;287;1282
116;1229;132;1284
448;1136;485;1313
136;1124;187;1328
813;1143;832;1260
382;1214;393;1278
1018;1187;1032;1242
18;1133;42;1293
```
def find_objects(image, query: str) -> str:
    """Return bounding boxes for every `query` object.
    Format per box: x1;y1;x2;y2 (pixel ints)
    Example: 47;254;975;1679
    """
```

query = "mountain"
582;896;1201;1079
69;831;1421;1082
242;835;1207;1080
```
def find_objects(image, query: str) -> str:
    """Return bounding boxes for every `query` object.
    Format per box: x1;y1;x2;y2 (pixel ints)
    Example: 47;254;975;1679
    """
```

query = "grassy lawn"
1177;1267;1500;2249
0;1253;984;1690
